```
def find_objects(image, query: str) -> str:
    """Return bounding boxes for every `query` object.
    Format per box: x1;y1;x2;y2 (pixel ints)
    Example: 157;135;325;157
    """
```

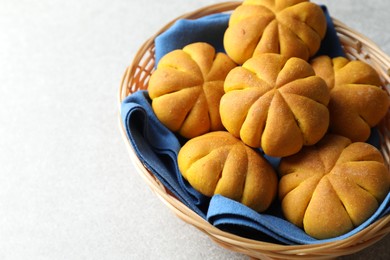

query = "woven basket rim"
118;1;390;259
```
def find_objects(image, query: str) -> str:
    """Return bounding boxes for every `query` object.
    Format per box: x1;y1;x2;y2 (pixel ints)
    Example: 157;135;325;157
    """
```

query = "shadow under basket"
118;2;390;259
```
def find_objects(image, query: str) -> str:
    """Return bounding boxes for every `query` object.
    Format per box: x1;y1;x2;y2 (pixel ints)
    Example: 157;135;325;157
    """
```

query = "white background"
1;0;389;259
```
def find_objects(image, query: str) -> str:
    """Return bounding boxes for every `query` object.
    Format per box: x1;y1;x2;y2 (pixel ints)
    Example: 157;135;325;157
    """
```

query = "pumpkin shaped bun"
279;134;390;239
224;0;327;64
178;131;278;212
220;53;330;157
148;42;237;139
311;56;389;142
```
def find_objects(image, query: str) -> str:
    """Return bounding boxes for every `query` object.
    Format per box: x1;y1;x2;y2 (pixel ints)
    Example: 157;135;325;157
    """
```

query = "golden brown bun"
311;56;390;142
223;0;327;64
220;53;330;157
148;42;237;139
279;134;390;239
178;131;278;212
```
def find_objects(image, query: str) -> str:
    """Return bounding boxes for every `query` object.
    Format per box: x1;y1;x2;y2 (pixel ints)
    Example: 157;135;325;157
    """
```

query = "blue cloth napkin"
120;5;390;244
208;192;390;245
155;13;230;66
121;92;209;218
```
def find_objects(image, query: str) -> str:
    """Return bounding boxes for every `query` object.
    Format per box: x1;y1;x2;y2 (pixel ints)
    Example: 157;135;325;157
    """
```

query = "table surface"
1;0;389;259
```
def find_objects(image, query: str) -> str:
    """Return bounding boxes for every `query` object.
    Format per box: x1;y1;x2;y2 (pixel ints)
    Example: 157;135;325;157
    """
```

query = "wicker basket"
118;2;390;259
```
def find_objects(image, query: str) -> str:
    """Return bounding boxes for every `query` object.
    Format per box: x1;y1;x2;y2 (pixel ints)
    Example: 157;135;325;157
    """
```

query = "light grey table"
0;0;389;259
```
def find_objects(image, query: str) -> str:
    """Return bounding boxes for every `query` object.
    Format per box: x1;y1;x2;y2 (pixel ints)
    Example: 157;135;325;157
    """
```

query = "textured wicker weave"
118;2;390;259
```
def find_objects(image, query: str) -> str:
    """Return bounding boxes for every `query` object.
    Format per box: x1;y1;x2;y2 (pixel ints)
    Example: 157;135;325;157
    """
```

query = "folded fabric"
208;193;390;245
121;5;390;245
155;13;230;66
121;91;209;218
